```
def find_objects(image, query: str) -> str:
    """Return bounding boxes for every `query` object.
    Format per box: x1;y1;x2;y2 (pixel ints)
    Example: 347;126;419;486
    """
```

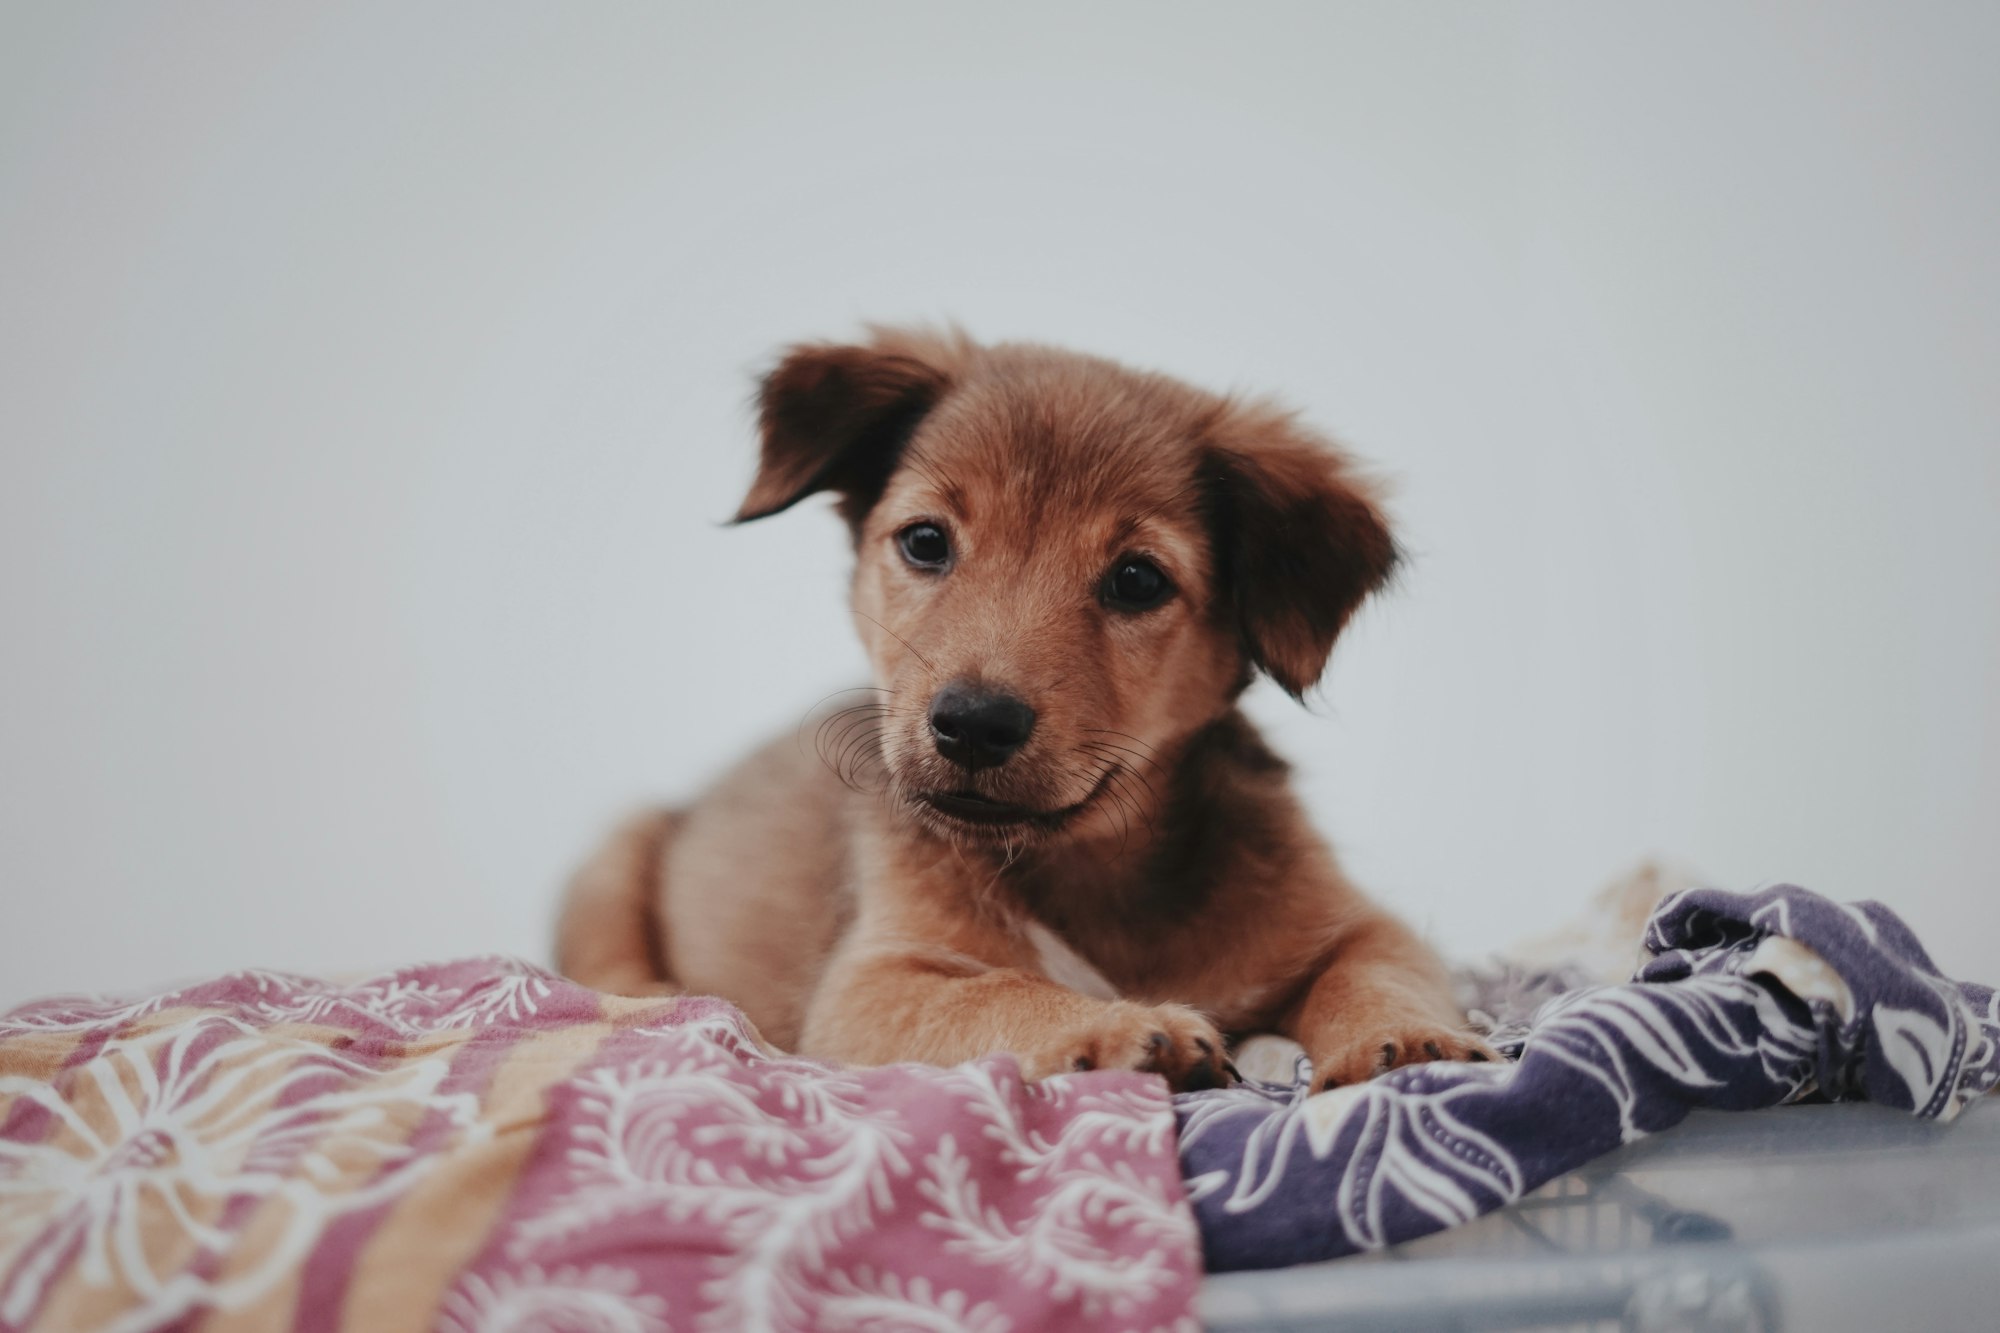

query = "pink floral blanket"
0;959;1199;1332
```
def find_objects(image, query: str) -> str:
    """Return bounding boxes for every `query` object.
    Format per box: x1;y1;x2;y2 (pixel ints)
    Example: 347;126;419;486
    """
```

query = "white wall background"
3;3;1995;1009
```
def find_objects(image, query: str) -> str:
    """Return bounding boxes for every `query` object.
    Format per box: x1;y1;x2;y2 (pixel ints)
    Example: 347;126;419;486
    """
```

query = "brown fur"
556;328;1494;1091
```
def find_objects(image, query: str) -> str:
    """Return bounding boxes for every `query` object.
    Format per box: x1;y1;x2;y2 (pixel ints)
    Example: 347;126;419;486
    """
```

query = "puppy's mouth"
915;768;1118;836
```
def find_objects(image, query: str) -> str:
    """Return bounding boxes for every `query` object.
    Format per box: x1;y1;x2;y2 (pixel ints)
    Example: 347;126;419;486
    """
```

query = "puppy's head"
736;327;1397;847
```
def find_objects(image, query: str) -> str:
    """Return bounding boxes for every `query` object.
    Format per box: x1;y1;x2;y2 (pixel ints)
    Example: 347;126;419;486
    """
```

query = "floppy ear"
734;329;963;529
1203;406;1399;699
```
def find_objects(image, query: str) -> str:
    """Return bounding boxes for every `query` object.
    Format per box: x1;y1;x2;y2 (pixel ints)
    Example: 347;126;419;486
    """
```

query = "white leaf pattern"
444;1005;1199;1333
0;1017;484;1333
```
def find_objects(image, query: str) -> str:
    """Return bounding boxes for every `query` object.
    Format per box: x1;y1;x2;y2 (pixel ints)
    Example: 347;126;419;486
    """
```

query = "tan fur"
555;807;682;998
556;328;1495;1091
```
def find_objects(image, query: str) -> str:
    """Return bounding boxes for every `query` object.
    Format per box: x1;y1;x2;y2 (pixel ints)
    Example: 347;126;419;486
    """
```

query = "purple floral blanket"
1176;884;2000;1270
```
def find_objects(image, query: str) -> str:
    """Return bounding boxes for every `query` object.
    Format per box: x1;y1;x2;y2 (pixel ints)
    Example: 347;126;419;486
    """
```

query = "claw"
1182;1063;1224;1092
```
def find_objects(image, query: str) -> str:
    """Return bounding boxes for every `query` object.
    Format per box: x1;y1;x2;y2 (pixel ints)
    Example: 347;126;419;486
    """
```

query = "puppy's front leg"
1283;909;1496;1092
802;936;1233;1091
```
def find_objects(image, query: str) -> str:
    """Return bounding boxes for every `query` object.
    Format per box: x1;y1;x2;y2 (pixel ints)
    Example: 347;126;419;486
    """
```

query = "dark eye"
897;522;951;569
1103;556;1172;611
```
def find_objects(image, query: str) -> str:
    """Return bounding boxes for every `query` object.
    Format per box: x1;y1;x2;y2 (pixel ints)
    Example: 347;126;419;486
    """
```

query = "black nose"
928;682;1036;770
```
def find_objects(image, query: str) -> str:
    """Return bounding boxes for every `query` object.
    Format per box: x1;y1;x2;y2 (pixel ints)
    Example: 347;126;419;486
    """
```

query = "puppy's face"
736;329;1396;848
848;388;1239;844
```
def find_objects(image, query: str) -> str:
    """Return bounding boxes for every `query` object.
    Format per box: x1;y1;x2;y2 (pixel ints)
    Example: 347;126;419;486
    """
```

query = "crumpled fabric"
0;965;1201;1332
1176;884;2000;1271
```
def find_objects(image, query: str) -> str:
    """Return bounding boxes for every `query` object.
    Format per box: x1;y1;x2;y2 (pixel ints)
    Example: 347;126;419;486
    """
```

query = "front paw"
1310;1020;1498;1093
1023;1002;1236;1092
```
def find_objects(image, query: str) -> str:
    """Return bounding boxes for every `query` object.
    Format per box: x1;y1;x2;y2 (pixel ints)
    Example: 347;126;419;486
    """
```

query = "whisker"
1084;750;1157;841
1080;757;1157;822
1108;768;1156;831
1118;784;1142;854
815;708;887;770
1079;742;1157;798
1081;727;1163;754
1080;728;1169;776
796;685;891;757
1081;726;1159;746
1101;775;1134;858
854;611;936;672
812;699;897;793
837;739;881;791
834;713;892;783
822;705;889;754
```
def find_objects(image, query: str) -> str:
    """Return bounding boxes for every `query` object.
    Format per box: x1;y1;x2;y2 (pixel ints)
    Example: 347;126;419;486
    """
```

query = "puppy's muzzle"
928;681;1036;771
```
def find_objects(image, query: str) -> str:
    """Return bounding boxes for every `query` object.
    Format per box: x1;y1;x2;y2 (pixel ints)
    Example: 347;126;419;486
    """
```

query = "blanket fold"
1174;883;2000;1271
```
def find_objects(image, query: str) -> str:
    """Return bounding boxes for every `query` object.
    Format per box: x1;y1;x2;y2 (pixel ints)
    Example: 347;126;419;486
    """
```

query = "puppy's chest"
1023;921;1122;1002
1019;917;1281;1031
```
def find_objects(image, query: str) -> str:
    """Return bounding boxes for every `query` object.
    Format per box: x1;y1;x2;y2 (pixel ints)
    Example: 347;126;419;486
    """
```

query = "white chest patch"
1024;921;1121;1001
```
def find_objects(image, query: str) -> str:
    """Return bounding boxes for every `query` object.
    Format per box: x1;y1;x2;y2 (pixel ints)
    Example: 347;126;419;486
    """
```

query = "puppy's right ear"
734;330;963;528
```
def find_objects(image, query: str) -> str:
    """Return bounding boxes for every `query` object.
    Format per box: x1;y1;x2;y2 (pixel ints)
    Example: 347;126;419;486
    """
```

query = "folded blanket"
0;965;1199;1332
1177;884;2000;1271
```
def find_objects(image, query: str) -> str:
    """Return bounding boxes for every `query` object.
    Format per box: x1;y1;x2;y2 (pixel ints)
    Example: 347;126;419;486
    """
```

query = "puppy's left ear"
1203;405;1399;699
734;327;966;529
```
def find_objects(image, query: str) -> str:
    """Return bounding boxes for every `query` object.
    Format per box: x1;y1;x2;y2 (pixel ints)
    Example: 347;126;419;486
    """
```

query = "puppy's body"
559;330;1490;1090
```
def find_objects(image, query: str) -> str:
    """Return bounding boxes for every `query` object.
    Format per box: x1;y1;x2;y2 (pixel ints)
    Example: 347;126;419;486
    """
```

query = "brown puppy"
557;327;1494;1091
